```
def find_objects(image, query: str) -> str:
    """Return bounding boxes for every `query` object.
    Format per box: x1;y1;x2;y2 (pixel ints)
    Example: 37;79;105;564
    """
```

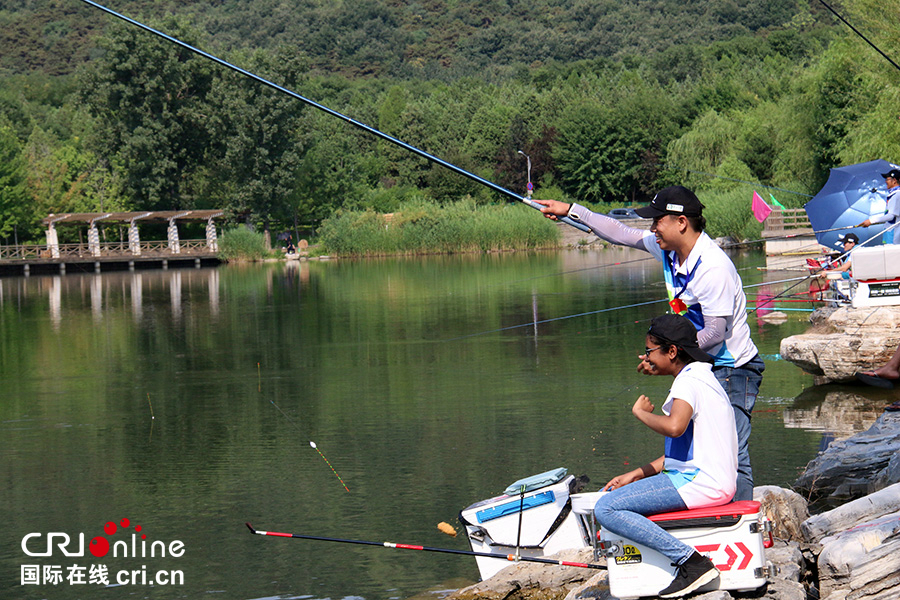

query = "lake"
0;249;888;600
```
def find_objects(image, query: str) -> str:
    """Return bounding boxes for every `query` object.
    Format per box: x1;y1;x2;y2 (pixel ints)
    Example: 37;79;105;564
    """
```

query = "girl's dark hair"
648;334;695;364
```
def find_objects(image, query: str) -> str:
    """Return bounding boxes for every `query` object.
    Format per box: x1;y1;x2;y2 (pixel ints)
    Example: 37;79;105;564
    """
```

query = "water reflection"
1;267;227;327
0;253;883;600
785;385;888;439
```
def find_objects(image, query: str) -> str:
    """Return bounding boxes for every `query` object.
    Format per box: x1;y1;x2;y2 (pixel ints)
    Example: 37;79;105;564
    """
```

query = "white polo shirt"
662;361;738;508
641;230;758;368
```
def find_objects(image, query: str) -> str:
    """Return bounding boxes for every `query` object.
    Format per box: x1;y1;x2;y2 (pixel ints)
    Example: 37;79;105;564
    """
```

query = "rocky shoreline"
446;410;900;600
780;306;900;383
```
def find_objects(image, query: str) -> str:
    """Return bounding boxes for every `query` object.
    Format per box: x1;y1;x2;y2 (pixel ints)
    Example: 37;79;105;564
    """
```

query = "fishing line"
745;220;900;313
76;0;590;234
656;164;813;198
257;363;351;493
442;299;668;341
816;0;900;74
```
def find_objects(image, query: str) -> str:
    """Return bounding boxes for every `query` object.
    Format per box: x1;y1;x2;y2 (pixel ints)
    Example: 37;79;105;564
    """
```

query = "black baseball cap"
840;233;859;244
881;169;900;180
647;314;713;364
635;186;705;219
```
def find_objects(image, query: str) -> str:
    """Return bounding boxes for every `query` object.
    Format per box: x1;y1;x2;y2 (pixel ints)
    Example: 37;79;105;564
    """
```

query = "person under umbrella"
857;169;900;244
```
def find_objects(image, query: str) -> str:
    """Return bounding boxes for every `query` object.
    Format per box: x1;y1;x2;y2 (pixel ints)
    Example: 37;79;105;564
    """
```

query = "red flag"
752;191;772;223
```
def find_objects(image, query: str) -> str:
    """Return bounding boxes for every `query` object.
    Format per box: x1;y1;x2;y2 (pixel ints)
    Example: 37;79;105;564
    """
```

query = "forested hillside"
2;0;900;244
2;0;803;77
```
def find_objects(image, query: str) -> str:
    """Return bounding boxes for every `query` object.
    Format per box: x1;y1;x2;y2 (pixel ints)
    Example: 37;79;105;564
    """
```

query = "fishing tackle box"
571;493;774;599
850;245;900;307
459;468;587;581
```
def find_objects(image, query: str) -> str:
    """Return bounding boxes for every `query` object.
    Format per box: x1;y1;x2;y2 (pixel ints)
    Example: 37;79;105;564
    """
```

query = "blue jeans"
713;355;765;502
593;474;693;565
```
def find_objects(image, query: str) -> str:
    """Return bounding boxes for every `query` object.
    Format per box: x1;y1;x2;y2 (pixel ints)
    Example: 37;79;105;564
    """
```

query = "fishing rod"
442;298;670;341
76;0;591;235
817;0;900;74
245;523;607;570
724;224;857;249
656;164;813;198
746;220;900;313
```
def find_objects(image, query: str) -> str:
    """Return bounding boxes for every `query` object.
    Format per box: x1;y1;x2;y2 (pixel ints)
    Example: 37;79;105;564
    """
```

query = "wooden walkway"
0;241;219;275
761;208;819;270
2;210;224;276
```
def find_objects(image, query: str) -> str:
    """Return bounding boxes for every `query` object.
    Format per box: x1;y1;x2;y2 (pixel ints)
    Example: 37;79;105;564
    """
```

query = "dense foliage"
2;0;900;245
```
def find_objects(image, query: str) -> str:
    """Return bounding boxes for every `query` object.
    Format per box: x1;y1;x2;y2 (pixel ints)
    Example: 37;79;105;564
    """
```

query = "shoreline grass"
316;198;560;257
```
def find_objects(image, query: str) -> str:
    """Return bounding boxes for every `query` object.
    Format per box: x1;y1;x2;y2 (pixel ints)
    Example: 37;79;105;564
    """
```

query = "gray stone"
562;571;610;600
794;412;900;503
817;510;900;600
449;548;601;600
779;306;900;381
764;539;804;583
759;578;808;600
802;483;900;543
872;450;900;491
754;486;810;543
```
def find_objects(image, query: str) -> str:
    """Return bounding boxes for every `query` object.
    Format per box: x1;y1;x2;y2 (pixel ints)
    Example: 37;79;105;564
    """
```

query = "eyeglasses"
644;346;662;356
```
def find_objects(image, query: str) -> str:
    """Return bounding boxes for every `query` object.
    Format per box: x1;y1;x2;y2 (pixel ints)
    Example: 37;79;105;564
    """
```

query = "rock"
562;571;611;600
873;451;900;491
754;486;810;542
764;539;805;583
816;510;900;600
794;412;900;504
801;483;900;543
779;306;900;381
759;578;808;600
448;548;602;600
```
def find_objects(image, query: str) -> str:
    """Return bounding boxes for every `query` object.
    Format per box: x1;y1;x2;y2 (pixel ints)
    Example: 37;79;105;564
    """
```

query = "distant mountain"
2;0;804;77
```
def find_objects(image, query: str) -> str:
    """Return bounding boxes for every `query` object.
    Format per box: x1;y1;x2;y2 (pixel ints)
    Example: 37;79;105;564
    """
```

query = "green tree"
0;116;32;241
205;47;308;227
79;17;215;211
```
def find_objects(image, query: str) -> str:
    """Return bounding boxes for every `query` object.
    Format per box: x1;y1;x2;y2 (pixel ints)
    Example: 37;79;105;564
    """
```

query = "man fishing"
535;187;763;502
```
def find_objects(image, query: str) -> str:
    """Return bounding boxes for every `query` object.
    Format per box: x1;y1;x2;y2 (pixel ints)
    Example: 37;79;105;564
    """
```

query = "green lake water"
0;249;888;600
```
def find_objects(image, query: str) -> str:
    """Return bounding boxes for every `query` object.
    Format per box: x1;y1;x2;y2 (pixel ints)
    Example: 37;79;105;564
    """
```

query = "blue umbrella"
804;159;898;249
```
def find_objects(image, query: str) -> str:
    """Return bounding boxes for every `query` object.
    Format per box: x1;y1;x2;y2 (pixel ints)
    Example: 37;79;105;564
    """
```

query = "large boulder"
448;548;602;600
754;486;810;542
794;412;900;504
815;507;900;599
779;306;900;381
801;483;900;543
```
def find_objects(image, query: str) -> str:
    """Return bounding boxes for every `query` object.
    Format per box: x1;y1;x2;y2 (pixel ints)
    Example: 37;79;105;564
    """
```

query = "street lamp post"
517;150;533;198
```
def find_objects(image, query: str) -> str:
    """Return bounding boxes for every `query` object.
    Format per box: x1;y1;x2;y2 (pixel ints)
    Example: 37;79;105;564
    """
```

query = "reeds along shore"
316;201;559;256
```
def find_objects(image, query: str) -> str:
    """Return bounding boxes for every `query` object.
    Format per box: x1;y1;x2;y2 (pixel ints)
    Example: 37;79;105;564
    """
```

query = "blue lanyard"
668;253;701;299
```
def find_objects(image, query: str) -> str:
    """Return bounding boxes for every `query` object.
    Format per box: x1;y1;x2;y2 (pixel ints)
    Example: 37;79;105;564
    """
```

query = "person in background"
857;169;900;244
594;314;737;598
821;233;858;277
536;186;763;501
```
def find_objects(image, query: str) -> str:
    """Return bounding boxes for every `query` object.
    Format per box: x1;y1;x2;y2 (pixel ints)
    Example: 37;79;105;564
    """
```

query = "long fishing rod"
817;0;900;74
76;0;591;235
724;224;857;249
245;523;607;570
657;164;813;198
746;220;900;313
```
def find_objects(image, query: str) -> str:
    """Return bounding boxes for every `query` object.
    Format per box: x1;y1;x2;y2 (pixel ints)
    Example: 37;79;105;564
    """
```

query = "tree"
0;117;32;240
204;47;308;227
79;17;215;211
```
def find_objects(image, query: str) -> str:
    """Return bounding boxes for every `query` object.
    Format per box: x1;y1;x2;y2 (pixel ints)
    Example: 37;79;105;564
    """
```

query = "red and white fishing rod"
245;523;606;570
